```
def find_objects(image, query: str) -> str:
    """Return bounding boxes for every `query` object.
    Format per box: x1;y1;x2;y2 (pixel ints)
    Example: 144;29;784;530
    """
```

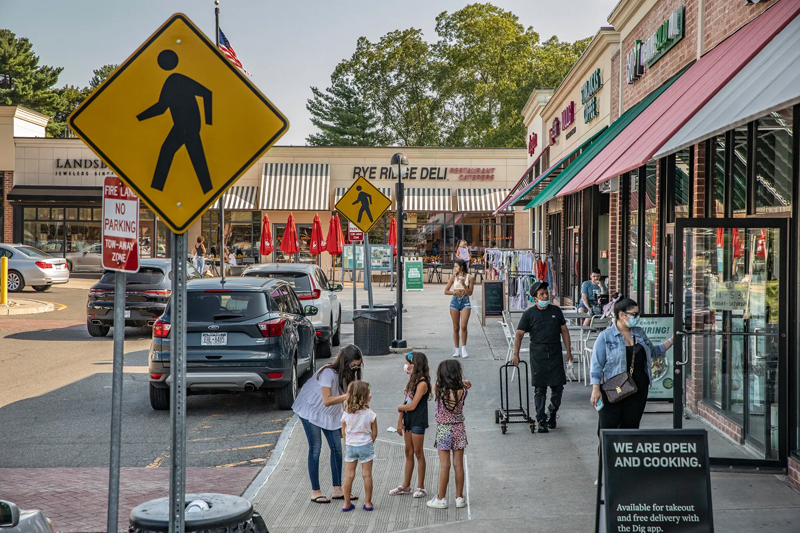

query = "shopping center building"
0;116;527;273
505;0;800;484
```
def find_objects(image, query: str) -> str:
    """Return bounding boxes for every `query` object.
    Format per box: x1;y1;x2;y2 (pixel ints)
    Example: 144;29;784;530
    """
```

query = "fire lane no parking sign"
103;176;140;272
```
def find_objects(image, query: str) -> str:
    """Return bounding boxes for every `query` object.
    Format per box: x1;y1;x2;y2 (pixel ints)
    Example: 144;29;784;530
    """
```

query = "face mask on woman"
403;363;413;375
626;316;640;328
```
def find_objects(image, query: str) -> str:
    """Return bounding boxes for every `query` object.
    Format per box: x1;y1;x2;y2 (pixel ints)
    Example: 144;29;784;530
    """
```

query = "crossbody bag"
601;342;638;403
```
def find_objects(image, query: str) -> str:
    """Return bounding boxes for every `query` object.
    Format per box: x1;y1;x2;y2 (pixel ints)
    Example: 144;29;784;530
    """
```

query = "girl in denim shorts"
341;381;378;512
445;258;474;358
390;351;431;499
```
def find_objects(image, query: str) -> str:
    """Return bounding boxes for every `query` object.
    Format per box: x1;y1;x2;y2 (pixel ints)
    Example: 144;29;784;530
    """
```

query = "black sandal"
331;494;358;501
311;496;331;504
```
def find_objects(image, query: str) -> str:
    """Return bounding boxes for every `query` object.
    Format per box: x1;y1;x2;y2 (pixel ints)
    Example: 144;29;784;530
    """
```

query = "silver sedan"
0;244;69;293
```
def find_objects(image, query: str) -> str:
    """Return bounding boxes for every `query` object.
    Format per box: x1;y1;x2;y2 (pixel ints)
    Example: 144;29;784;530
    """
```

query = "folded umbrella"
280;213;299;259
325;215;344;256
259;214;274;256
388;217;397;256
310;214;324;255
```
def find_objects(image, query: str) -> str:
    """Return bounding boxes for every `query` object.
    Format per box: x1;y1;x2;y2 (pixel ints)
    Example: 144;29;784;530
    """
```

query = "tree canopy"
0;29;63;118
306;3;590;147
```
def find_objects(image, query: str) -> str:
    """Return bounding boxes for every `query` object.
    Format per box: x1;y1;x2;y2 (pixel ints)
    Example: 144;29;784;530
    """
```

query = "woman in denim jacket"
589;297;673;430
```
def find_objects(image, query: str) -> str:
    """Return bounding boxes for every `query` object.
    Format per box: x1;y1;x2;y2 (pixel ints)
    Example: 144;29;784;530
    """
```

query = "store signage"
67;13;289;234
549;117;561;145
581;69;601;104
404;257;424;291
54;158;116;177
351;166;494;181
710;282;747;311
102;176;139;272
638;316;674;400
627;6;685;84
528;133;538;156
561;101;575;129
598;429;713;533
584;96;598;123
565;127;577;140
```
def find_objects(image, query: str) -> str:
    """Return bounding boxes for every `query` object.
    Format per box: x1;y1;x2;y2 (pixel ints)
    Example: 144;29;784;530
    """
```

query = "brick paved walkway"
0;467;260;532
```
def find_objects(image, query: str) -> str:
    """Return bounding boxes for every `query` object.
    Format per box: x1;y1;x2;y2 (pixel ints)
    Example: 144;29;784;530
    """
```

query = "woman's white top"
457;247;470;262
292;368;343;430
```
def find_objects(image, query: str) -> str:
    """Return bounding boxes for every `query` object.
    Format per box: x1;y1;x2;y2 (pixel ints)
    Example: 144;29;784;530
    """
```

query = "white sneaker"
452;348;461;358
427;497;448;509
460;346;468;358
455;497;467;508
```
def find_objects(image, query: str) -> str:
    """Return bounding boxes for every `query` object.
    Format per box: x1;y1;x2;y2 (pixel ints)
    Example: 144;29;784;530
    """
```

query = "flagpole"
215;1;226;284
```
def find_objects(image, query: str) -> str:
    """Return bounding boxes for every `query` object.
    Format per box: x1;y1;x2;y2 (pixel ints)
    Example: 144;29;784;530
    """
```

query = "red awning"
558;0;800;197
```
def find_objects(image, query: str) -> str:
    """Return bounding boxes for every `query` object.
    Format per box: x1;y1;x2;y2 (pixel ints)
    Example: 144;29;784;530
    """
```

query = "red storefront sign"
102;176;140;272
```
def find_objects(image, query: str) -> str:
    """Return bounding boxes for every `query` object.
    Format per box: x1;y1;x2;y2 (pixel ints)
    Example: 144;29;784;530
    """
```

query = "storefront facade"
513;0;800;484
2;133;526;274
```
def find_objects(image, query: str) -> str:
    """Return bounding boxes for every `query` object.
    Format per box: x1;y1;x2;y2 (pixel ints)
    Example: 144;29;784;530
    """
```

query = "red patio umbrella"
259;214;274;256
388;217;397;256
325;215;344;255
310;214;324;255
280;213;299;259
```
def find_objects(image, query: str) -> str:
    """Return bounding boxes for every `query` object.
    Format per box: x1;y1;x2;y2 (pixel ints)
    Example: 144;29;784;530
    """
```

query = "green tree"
306;75;385;146
336;29;444;146
49;64;118;137
0;29;63;118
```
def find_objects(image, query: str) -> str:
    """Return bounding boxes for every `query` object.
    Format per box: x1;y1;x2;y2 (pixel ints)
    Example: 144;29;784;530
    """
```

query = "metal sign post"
364;238;374;309
106;270;126;533
169;232;188;533
352;244;357;311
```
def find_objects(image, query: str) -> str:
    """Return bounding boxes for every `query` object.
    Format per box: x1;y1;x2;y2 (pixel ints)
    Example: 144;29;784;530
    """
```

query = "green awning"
510;127;607;207
524;70;683;210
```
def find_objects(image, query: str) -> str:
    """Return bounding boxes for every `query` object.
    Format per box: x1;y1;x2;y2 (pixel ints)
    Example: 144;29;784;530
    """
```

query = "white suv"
242;263;343;358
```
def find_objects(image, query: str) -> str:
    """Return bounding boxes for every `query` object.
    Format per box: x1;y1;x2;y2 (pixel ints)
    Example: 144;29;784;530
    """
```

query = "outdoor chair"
581;316;612;386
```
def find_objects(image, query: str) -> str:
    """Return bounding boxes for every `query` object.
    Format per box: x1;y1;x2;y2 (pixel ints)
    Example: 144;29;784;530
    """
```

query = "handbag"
601;346;638;403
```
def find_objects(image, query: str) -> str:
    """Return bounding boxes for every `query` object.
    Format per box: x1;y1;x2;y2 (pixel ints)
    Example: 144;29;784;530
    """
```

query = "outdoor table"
427;262;443;283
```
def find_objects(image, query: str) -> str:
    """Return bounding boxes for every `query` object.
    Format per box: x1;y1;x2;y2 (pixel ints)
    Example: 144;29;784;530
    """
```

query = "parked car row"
0;243;70;292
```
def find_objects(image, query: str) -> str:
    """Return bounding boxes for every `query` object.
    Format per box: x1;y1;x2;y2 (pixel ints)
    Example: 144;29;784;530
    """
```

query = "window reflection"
755;108;793;214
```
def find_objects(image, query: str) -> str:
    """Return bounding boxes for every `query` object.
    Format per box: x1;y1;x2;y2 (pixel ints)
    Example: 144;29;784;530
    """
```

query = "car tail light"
150;373;164;379
90;288;113;295
35;261;53;269
153;318;172;338
257;317;286;337
267;372;284;379
128;290;172;296
298;289;321;301
315;331;322;337
204;289;231;293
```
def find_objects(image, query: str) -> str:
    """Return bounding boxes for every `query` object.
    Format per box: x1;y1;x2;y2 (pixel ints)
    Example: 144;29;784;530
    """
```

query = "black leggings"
597;384;649;432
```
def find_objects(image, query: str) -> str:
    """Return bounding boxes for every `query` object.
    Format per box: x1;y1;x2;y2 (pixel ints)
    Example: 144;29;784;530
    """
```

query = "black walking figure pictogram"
137;50;213;194
352;185;373;223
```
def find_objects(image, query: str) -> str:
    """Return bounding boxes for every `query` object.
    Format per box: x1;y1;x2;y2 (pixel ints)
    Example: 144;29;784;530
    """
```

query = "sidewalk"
249;282;800;532
0;298;56;315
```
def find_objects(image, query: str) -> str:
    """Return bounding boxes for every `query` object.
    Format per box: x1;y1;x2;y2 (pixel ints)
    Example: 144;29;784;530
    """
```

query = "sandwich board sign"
102;176;140;273
68;13;289;234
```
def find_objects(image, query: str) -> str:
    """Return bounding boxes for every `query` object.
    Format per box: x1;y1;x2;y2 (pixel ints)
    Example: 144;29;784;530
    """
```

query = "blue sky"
2;0;618;145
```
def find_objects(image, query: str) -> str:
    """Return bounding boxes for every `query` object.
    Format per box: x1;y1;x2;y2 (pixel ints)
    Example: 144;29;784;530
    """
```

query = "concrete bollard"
1;256;7;305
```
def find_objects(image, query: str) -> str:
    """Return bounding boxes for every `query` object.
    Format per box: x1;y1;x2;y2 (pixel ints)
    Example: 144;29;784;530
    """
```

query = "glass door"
673;218;787;467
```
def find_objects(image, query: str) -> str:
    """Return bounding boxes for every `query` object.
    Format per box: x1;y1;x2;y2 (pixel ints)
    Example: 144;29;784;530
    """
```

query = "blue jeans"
300;417;343;490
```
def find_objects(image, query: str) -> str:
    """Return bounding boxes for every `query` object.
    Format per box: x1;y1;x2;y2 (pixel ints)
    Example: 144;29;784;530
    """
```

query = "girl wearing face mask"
293;344;363;504
589;298;674;431
390;352;431;499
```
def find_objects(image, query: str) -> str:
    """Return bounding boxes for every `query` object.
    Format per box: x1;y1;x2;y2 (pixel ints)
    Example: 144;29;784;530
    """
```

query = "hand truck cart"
495;361;535;434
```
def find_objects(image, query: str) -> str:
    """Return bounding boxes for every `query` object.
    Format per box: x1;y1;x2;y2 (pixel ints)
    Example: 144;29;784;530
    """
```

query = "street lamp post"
391;152;408;349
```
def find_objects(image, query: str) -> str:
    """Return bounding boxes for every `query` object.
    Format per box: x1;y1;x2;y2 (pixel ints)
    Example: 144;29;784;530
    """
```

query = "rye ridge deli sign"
352;166;495;181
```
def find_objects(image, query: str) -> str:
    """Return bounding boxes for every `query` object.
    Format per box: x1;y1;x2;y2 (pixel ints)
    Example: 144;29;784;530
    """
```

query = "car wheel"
32;285;52;292
87;321;110;337
66;260;73;272
331;308;342;347
7;270;24;292
149;383;170;410
275;360;298;410
317;336;332;359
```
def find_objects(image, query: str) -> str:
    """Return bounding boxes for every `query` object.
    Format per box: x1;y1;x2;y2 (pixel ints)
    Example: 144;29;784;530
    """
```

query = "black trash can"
129;493;268;533
353;308;392;356
360;304;397;335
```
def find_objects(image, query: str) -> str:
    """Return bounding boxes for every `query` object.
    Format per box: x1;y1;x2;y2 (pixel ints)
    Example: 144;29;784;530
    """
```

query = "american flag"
218;28;252;76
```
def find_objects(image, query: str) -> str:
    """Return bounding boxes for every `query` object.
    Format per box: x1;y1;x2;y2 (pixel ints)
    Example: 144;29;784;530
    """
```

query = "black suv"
86;258;203;337
148;277;317;410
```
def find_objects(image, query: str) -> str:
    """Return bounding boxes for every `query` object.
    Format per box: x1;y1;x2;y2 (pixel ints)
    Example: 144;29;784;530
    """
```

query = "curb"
242;414;299;501
0;299;55;315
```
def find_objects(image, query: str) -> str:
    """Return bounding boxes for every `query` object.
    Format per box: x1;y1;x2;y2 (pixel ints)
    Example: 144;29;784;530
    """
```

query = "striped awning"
259;163;330;210
211;186;259;210
334;186;392;206
404;188;452;212
457;189;512;212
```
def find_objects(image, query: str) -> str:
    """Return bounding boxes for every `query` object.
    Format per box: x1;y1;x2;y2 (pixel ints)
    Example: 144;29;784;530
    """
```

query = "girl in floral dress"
427;359;471;510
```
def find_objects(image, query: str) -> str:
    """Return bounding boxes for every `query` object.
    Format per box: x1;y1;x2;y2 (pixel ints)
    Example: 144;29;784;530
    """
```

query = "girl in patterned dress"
427;359;472;510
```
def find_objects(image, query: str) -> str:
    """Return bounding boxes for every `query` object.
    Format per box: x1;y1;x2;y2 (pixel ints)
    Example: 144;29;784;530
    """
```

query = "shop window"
709;135;726;218
674;148;692;218
643;162;658;314
755;108;793;214
627;170;639;301
37;208;50;220
201;210;261;263
564;194;581;302
732;126;748;215
66;208;78;221
139;207;167;258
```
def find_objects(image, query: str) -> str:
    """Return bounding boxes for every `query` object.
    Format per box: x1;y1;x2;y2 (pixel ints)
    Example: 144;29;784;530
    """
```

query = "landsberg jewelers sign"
627;5;684;84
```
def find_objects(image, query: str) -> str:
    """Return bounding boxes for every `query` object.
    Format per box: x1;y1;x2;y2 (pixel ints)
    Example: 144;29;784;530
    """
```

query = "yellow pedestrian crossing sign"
335;176;392;233
68;13;289;234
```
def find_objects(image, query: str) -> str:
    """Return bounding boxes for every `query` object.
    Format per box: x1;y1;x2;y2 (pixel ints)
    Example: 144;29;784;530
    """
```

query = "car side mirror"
304;305;319;316
330;283;343;292
0;501;20;528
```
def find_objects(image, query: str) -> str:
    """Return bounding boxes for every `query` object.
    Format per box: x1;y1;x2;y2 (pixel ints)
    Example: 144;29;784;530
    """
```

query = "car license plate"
202;332;227;346
124;310;131;318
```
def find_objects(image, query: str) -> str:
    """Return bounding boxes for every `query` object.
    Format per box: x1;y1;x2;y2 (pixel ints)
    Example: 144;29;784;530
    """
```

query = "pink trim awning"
558;0;800;198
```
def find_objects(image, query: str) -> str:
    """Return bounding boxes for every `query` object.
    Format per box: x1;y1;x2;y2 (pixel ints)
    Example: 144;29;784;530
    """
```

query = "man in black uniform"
511;281;572;433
